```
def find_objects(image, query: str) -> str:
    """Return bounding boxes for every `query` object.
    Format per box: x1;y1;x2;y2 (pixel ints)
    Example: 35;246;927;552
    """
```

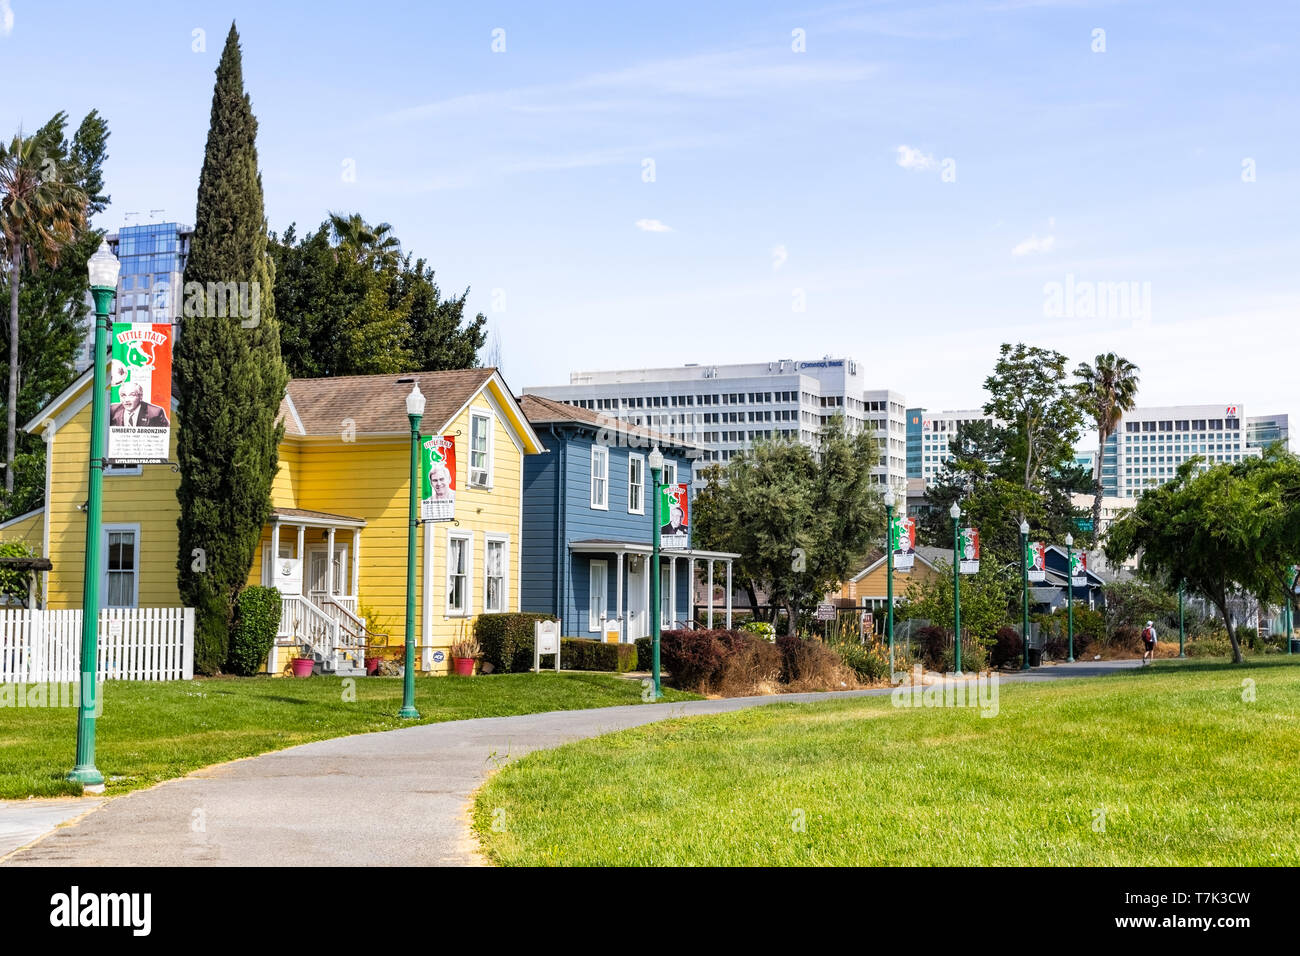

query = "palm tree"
1075;353;1140;541
328;212;401;270
0;132;87;497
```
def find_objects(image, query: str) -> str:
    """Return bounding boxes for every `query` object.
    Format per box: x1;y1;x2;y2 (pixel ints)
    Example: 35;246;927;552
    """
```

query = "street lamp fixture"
1019;518;1030;671
648;445;664;699
399;383;424;719
883;487;896;679
68;242;120;791
950;502;962;675
1064;533;1075;662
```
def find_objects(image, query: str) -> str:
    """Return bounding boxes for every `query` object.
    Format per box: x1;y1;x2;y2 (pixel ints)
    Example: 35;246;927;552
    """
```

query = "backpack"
1142;626;1155;643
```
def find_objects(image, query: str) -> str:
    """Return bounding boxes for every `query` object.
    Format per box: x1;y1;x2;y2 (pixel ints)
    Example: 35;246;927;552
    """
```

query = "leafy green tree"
1105;450;1300;664
898;558;1014;641
269;217;487;377
1102;579;1178;635
0;111;110;518
1075;353;1140;540
176;24;289;673
692;417;882;634
0;539;38;606
0;119;91;499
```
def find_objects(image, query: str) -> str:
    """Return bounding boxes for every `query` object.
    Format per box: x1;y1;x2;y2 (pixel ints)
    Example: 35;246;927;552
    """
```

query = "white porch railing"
278;594;365;673
0;607;195;683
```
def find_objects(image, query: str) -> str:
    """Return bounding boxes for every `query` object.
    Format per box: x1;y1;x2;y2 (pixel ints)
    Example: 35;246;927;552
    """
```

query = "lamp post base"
67;766;104;789
398;706;420;719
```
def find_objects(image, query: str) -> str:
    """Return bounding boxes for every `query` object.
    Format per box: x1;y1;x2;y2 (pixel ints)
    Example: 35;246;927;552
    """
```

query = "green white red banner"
1070;550;1088;586
891;515;916;571
1027;541;1047;582
959;528;980;574
660;482;689;550
420;434;457;522
108;321;172;464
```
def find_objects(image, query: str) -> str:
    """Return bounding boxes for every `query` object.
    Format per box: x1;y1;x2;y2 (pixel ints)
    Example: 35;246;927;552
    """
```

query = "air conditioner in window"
470;469;489;488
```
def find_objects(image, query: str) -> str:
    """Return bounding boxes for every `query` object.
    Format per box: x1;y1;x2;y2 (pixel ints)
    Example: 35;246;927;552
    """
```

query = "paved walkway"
1;660;1139;866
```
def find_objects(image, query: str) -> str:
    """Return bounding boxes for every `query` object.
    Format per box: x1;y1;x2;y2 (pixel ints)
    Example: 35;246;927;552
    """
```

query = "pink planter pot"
291;657;315;677
453;657;476;676
365;657;382;676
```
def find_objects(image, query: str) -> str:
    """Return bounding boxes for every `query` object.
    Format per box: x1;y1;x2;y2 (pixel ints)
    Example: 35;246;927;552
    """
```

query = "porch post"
689;557;696;626
616;552;624;640
669;558;677;630
270;521;280;582
326;527;336;596
725;560;733;629
296;525;305;566
707;560;714;628
352;528;361;600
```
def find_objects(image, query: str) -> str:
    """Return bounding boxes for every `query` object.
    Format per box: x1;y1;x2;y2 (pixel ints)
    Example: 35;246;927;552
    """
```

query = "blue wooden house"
519;395;738;640
1029;544;1108;613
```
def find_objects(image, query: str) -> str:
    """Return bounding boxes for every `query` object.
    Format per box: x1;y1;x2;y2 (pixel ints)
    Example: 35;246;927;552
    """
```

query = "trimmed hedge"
227;585;281;676
560;638;638;673
475;613;560;673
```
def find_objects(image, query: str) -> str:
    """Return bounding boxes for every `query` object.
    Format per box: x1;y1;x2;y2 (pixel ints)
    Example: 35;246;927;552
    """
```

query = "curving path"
2;660;1139;866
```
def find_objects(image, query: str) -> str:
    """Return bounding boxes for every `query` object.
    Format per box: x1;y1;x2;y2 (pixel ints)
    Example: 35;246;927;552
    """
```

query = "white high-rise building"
918;409;995;482
1107;404;1258;498
524;357;909;494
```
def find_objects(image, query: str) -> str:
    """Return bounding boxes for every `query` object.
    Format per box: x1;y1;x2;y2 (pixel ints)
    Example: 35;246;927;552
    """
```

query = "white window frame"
627;452;645;515
483;533;509;614
102;522;141;609
445;530;474;617
469;410;494;489
588;559;608;631
663;459;678;488
590;445;609;510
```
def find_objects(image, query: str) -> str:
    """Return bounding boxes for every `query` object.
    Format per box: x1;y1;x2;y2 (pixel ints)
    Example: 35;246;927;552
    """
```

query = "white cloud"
1012;234;1056;256
1;1;13;38
896;145;937;171
635;219;673;232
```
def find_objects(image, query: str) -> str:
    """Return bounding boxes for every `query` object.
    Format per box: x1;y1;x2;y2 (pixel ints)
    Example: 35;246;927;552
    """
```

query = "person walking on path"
1141;620;1158;665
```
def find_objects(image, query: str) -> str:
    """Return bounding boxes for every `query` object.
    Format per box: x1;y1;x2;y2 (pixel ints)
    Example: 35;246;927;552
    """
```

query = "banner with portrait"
1070;550;1089;587
1027;541;1047;582
891;515;916;571
660;482;689;550
420;434;457;522
959;527;980;575
107;322;172;464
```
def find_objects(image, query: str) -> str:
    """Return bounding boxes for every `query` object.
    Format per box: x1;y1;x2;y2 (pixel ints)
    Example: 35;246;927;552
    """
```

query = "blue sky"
3;0;1297;428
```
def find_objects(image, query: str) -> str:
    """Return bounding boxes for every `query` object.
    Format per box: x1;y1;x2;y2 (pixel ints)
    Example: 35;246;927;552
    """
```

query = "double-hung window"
588;560;608;630
470;411;492;488
628;453;644;514
591;445;609;509
447;533;473;616
103;525;140;608
484;535;508;613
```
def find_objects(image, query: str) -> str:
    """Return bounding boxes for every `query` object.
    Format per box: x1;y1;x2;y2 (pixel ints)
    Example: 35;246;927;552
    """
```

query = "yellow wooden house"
22;367;543;674
831;545;946;614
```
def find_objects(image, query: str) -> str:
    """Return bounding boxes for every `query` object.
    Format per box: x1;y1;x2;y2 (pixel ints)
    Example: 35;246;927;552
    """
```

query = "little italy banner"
108;321;172;464
1027;541;1047;582
420;435;457;522
959;528;980;574
660;483;690;550
891;515;916;571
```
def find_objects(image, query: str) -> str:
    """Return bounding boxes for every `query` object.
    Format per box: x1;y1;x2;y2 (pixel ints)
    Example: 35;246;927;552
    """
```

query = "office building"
525;357;908;494
74;221;193;370
1105;404;1258;498
916;409;994;483
1246;413;1289;453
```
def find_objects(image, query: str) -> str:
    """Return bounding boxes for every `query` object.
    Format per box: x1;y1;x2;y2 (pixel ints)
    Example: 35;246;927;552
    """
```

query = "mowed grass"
0;672;698;799
474;658;1300;866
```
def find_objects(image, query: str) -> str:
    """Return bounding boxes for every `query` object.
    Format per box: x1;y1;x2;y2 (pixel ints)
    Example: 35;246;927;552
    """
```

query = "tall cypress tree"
176;24;287;673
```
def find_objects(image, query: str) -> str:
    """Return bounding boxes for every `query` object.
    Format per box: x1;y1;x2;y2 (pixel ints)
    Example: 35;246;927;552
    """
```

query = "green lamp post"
1019;518;1030;671
1065;532;1075;663
68;241;120;791
1178;580;1186;658
399;383;424;719
883;486;896;679
950;501;962;675
648;445;664;700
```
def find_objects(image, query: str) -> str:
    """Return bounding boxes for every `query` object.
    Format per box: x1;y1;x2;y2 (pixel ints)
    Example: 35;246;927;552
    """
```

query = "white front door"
626;556;647;640
307;545;349;599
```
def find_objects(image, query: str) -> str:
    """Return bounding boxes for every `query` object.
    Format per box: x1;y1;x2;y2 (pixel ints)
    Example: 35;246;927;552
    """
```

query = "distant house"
519;395;738;638
1029;544;1107;613
24;367;544;674
833;545;948;614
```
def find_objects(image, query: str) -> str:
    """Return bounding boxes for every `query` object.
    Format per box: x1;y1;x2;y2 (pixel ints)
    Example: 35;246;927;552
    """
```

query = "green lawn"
0;672;698;799
473;658;1300;866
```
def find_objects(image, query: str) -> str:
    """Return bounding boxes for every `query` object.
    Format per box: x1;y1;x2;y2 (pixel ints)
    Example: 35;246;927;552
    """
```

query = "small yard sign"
534;619;560;673
816;603;836;621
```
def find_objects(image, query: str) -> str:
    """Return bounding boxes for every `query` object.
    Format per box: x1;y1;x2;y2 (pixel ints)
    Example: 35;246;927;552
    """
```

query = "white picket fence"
0;607;195;683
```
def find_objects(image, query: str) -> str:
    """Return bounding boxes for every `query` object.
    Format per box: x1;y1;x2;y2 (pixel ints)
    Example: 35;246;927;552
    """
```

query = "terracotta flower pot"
291;657;315;677
453;657;476;676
